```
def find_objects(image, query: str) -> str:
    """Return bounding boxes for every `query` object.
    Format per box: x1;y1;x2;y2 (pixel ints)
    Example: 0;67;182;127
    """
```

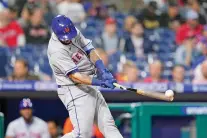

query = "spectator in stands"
144;60;168;83
123;0;144;13
39;0;56;25
7;6;19;21
137;1;160;29
107;3;118;16
14;0;27;17
8;59;39;81
193;37;207;67
47;120;62;138
193;38;207;82
193;60;207;84
172;65;185;83
17;1;38;29
88;0;108;19
124;22;153;57
185;0;207;25
94;17;124;55
5;98;50;138
124;15;137;38
0;6;25;47
63;117;104;138
175;32;199;67
152;0;165;8
24;6;50;45
178;0;185;6
202;25;207;38
159;1;181;31
116;60;139;83
17;3;30;29
57;0;86;23
176;9;203;45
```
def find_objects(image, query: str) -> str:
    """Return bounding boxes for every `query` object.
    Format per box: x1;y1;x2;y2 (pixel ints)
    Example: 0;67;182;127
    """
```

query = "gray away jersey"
5;117;50;138
47;28;96;85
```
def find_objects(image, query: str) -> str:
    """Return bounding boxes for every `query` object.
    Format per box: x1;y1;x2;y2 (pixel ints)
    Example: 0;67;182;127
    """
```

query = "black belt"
58;83;79;88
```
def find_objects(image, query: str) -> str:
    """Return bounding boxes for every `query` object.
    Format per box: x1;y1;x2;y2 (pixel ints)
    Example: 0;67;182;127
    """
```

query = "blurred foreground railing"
109;102;207;138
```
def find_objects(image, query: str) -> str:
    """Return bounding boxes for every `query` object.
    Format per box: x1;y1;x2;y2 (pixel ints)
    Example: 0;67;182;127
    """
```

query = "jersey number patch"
72;50;83;64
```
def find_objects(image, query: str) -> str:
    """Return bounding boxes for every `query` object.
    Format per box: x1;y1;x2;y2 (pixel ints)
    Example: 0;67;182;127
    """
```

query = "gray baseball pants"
57;85;123;138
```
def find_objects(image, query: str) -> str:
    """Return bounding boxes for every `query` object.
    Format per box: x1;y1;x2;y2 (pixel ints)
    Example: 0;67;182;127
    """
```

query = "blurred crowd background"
1;0;207;138
0;0;207;84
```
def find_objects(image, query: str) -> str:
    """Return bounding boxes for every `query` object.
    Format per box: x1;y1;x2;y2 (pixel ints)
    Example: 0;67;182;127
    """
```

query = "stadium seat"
82;27;98;40
184;69;193;83
144;29;155;37
38;56;53;76
86;18;97;28
155;28;175;42
109;51;122;74
158;53;174;61
0;47;9;77
116;18;124;29
125;53;137;62
112;12;127;20
15;47;33;55
136;58;148;70
155;41;175;53
151;28;177;54
162;69;172;80
32;46;48;60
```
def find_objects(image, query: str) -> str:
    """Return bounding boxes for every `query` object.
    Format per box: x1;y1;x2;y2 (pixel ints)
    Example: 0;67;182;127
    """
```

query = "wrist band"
95;60;105;72
92;77;102;86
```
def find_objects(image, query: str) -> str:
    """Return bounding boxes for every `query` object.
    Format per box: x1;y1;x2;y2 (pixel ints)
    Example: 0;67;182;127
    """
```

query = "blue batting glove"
95;59;114;80
97;69;114;80
101;79;117;89
92;77;117;89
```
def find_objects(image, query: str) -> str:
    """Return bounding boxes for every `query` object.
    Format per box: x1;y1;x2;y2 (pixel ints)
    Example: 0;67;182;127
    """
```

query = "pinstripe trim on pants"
67;87;81;138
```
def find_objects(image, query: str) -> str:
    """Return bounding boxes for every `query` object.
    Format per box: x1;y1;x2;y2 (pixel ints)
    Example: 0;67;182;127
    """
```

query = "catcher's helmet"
51;15;77;41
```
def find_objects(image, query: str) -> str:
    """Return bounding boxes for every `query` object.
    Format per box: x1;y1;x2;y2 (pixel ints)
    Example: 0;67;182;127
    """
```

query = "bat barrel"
138;90;174;101
113;83;174;101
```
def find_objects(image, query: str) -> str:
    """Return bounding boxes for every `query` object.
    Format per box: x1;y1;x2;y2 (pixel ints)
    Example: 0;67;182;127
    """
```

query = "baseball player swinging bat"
48;15;123;138
48;14;173;138
113;83;174;101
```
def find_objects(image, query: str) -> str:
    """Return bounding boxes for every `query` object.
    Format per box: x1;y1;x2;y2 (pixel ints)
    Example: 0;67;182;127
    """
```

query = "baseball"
165;90;174;97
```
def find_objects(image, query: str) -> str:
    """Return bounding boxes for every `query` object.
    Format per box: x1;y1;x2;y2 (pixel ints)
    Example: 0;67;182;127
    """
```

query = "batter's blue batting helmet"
19;98;33;110
51;15;77;41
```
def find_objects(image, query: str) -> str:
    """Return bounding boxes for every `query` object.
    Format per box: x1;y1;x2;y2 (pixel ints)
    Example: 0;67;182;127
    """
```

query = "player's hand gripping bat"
113;83;174;101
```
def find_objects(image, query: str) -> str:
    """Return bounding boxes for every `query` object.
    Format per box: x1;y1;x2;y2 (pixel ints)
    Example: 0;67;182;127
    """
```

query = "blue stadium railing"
0;81;206;93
